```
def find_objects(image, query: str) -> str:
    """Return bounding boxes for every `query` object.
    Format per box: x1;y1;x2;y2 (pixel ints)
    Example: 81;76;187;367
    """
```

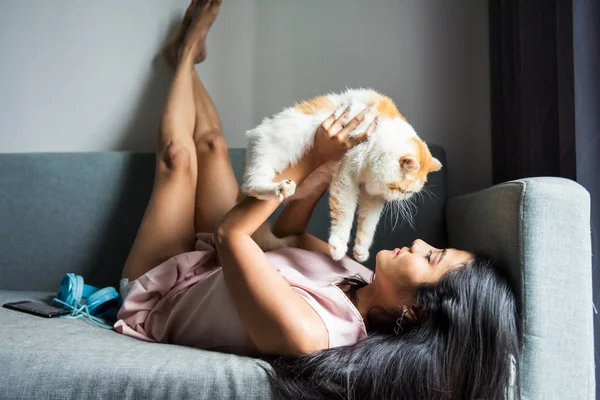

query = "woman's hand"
274;105;378;187
312;105;379;164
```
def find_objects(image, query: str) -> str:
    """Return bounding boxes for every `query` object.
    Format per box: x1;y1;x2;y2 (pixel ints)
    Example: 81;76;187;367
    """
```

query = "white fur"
243;88;439;261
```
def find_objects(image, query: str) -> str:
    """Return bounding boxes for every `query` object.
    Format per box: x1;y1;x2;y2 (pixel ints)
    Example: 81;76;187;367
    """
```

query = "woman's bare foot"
163;0;222;67
162;0;198;67
184;0;222;63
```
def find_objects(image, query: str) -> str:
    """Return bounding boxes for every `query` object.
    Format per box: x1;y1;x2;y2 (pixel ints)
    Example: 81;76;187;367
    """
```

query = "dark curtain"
489;0;599;396
489;0;576;182
573;3;600;399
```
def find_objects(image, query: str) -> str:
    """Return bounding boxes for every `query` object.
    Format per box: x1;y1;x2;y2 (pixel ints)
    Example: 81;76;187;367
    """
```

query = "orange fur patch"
296;96;337;115
387;139;441;192
410;137;440;182
387;182;410;193
372;94;406;121
355;214;367;246
329;194;344;222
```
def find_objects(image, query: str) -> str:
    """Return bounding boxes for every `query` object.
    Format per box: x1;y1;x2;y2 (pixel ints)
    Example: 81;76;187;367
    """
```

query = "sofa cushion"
446;178;595;400
0;291;275;400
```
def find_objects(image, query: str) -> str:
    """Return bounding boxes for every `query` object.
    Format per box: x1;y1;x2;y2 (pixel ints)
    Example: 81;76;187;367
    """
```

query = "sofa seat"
0;291;275;400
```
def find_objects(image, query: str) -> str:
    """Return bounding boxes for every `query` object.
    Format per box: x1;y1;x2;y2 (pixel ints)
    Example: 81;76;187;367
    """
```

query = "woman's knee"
160;142;194;174
194;129;228;155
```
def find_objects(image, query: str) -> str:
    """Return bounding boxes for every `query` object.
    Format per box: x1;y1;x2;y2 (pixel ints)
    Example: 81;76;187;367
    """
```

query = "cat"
243;88;442;262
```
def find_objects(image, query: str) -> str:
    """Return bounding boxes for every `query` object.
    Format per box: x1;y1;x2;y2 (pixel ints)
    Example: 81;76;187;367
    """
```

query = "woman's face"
374;239;473;306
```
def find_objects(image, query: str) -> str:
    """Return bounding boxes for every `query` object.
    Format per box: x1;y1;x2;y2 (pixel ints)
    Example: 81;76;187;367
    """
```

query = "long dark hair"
266;254;521;400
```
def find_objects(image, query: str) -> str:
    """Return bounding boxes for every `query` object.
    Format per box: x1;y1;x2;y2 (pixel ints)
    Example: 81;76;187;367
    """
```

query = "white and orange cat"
243;88;441;262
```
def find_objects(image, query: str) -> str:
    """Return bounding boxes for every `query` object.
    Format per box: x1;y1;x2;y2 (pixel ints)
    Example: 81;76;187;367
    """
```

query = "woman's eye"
426;250;433;262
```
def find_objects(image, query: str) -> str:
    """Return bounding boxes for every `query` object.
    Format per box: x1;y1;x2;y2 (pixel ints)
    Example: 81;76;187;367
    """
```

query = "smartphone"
2;301;71;318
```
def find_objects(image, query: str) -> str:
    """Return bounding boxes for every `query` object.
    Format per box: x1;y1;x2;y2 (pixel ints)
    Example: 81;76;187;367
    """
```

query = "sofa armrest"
446;177;594;400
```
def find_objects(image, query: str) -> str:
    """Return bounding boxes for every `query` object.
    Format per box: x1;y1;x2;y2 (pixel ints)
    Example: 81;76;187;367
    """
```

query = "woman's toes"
160;0;203;68
180;0;221;63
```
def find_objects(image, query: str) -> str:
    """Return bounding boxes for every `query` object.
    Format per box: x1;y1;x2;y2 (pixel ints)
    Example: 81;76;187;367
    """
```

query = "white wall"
0;0;490;195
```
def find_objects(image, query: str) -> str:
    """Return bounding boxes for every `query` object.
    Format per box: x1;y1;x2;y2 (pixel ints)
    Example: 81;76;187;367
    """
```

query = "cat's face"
362;123;442;202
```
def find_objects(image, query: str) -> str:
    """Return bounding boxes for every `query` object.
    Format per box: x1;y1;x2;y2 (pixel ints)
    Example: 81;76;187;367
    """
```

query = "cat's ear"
429;157;442;172
400;156;420;171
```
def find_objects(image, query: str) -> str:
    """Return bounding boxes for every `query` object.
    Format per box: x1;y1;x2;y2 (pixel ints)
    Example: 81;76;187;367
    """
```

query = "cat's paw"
245;180;296;201
275;179;296;201
353;245;370;263
329;236;348;261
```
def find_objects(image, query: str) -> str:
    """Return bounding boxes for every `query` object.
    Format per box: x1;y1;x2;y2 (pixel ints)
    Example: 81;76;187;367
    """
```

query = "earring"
394;307;409;335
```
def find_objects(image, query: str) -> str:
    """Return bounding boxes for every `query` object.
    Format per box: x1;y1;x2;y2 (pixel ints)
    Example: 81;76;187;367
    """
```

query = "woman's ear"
402;304;426;323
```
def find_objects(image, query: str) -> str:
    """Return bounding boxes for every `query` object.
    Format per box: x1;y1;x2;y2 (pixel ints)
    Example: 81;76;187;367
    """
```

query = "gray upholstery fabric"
0;147;446;291
0;291;275;400
0;153;155;291
446;177;595;400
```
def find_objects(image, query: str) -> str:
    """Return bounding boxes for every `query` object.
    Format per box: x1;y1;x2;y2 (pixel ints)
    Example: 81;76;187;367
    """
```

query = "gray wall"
0;0;490;196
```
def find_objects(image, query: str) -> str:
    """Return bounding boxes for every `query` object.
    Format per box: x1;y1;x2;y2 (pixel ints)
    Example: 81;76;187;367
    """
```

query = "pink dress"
114;233;370;355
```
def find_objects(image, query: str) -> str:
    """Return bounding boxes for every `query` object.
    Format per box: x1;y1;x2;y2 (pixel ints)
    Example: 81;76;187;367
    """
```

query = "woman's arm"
216;152;327;355
272;176;334;255
272;168;328;236
215;107;376;355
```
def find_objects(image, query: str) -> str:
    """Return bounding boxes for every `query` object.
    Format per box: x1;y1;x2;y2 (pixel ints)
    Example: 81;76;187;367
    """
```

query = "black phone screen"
2;301;70;318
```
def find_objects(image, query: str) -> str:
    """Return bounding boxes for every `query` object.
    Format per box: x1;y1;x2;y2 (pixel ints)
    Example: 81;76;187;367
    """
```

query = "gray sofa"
0;148;594;399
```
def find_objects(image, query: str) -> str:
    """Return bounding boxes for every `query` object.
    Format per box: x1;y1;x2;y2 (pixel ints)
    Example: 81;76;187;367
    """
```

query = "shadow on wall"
84;153;155;288
83;20;184;287
116;18;181;152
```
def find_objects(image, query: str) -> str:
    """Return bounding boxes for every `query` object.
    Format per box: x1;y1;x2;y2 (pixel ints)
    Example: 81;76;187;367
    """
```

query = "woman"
116;1;521;399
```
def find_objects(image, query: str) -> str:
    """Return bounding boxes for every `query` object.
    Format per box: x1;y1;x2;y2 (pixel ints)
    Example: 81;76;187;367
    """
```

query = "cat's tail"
252;222;299;252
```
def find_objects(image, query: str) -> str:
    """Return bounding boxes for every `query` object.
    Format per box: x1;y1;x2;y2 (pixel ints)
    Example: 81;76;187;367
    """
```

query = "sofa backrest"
0;147;446;291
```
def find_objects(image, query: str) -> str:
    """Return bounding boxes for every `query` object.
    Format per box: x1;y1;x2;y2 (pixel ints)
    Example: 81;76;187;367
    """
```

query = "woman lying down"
115;1;521;399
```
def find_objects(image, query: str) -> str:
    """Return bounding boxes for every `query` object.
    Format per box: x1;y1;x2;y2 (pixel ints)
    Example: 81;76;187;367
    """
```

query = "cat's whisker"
422;186;438;200
397;201;407;229
385;202;391;223
405;204;412;228
381;203;389;225
402;199;417;230
414;191;424;204
385;201;394;230
398;201;405;229
387;201;396;230
405;205;414;229
382;202;392;229
423;188;434;200
391;201;401;231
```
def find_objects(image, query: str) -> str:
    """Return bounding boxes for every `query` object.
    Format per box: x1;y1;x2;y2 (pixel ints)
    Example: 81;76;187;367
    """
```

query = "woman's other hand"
312;105;378;164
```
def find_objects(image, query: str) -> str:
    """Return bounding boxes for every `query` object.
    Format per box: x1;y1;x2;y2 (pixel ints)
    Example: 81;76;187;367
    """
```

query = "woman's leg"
191;68;240;233
168;0;238;233
121;3;214;282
